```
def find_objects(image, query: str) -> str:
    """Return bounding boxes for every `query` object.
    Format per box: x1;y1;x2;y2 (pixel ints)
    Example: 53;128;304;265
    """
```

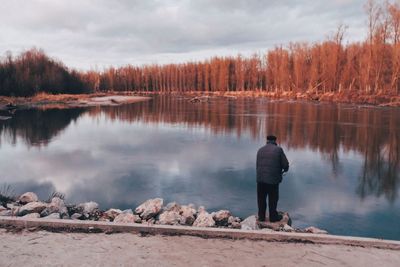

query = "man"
256;135;289;222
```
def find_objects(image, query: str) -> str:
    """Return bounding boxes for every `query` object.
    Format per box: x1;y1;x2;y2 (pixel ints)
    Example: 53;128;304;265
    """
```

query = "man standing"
256;135;289;222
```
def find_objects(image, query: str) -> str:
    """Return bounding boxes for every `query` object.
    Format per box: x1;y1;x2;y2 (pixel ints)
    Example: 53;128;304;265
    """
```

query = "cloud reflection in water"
0;97;399;240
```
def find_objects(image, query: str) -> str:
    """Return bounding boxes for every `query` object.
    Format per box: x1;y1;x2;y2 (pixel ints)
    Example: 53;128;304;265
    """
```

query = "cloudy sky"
0;0;367;70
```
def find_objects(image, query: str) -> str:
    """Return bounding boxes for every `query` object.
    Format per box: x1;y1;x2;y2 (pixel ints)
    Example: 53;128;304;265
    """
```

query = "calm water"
0;96;399;240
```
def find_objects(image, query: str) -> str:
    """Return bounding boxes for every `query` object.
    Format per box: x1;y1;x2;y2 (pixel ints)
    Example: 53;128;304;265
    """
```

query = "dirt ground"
0;229;399;267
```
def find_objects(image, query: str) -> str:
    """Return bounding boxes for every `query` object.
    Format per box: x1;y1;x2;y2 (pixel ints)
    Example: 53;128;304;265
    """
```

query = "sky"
0;0;368;70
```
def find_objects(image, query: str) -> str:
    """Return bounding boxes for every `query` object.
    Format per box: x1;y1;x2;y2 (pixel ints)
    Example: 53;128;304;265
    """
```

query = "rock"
141;220;152;225
144;218;156;225
18;202;48;216
121;209;133;214
158;210;183;225
77;201;99;214
104;208;122;220
230;221;241;229
0;206;6;212
282;224;294;232
5;203;20;215
305;226;328;234
179;205;197;225
44;213;60;219
240;215;260;230
71;213;83;220
164;202;181;212
197;206;206;213
193;211;215;227
114;213;141;224
6;203;18;209
23;213;40;219
228;216;241;224
18;192;38;204
135;198;163;220
0;210;12;216
212;210;231;226
98;216;110;222
41;197;68;217
258;212;292;231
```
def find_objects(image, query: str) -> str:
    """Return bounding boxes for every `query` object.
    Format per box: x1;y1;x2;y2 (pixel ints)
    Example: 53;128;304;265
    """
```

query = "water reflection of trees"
0;97;398;201
94;96;399;202
0;108;85;146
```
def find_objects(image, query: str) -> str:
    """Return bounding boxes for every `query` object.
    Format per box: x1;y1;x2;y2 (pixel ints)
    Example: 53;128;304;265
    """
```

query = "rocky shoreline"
0;191;327;234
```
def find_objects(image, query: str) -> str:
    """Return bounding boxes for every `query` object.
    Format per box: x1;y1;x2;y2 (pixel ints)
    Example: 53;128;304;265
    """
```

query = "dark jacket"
256;141;289;184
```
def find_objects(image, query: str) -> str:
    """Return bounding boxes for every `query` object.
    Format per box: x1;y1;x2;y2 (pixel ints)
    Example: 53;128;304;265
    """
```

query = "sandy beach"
0;93;151;110
1;229;399;267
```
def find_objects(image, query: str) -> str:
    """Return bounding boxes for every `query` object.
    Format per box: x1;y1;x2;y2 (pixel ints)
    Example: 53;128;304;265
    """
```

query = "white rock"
158;211;183;225
104;208;122;220
164;202;181;212
71;213;83;220
212;210;231;226
135;198;163;220
23;213;40;219
6;203;18;209
18;192;38;204
282;224;294;232
197;206;206;213
0;206;6;212
228;216;241;224
258;212;292;231
305;226;328;234
18;202;48;216
42;197;68;216
114;213;141;224
45;213;60;219
121;209;133;214
179;205;197;225
193;211;215;227
0;210;12;216
230;221;241;229
77;201;99;214
240;215;260;230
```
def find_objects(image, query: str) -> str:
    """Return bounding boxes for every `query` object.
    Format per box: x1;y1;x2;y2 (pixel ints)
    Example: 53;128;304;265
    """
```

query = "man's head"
267;135;277;142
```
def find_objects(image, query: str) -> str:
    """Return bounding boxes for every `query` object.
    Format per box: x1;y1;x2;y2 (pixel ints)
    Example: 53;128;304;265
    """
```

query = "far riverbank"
139;90;400;107
1;90;399;111
0;92;151;111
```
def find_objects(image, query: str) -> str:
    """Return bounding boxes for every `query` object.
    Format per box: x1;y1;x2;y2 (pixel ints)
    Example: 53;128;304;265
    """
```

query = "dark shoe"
269;214;283;222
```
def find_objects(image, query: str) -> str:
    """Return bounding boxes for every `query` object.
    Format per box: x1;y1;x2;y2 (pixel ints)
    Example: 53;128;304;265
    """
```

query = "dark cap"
267;135;277;141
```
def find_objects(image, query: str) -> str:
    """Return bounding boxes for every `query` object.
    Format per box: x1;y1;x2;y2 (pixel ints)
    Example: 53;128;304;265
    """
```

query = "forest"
1;0;400;98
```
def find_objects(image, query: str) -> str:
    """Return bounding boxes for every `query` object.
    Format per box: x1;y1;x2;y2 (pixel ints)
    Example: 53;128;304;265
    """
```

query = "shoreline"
139;90;400;107
1;90;399;110
1;192;327;237
0;92;151;111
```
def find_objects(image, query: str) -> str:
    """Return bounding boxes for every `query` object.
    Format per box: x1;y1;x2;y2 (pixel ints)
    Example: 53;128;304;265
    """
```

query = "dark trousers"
257;182;279;221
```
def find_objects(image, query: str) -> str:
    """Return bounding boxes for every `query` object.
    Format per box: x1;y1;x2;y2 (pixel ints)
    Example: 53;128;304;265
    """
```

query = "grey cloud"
0;0;367;68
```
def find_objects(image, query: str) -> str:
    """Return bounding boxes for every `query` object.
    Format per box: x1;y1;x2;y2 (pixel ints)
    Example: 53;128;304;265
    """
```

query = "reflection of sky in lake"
0;100;399;240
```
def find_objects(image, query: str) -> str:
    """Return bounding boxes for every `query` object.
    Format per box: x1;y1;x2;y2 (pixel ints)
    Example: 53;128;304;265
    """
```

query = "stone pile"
0;191;328;234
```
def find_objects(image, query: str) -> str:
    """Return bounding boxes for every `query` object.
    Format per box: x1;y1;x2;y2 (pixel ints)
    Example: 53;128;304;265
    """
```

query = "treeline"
91;0;400;95
1;0;400;97
0;48;90;96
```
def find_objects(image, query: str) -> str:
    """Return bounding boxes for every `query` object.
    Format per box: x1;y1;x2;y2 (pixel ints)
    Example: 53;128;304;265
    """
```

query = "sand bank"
1;228;399;267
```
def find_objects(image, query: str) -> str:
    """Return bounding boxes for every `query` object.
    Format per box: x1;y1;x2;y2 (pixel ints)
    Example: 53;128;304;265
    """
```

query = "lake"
0;96;399;240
